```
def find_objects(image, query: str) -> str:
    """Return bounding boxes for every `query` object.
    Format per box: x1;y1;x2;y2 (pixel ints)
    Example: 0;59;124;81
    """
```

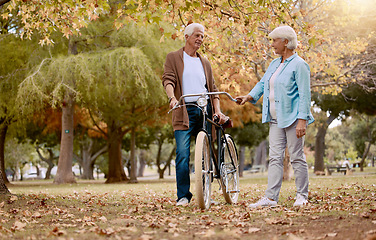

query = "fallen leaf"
204;229;216;237
287;234;304;240
99;216;107;222
32;211;42;218
327;233;337;237
138;234;152;240
11;221;26;231
248;227;261;233
9;195;18;203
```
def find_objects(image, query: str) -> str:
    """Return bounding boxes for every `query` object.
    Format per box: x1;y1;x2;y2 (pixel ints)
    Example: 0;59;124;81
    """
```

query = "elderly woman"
236;26;314;207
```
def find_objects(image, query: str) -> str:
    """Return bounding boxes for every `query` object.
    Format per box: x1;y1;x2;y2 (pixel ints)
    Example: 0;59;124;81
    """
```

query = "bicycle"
169;92;240;210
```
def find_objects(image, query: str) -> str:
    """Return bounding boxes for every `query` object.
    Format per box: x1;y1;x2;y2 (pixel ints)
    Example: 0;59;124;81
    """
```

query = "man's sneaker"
293;194;308;207
176;197;189;206
248;197;277;208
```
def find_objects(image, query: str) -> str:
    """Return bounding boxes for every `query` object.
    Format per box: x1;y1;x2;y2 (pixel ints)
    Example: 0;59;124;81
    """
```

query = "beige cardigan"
162;47;219;131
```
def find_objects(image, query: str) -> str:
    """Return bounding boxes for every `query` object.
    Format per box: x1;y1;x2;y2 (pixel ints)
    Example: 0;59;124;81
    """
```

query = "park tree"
77;47;166;183
4;138;35;181
311;92;351;172
348;115;376;171
18;44;167;183
73;129;107;180
0;32;47;192
24;107;62;179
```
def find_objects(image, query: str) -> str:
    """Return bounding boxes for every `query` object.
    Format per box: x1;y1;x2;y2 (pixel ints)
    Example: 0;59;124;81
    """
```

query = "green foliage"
348;115;376;157
4;138;35;176
110;22;182;72
228;118;268;148
345;147;359;162
325;127;352;161
79;47;165;127
0;35;36;118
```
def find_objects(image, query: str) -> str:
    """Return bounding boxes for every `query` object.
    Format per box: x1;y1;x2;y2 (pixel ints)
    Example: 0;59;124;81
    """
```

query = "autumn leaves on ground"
1;172;376;240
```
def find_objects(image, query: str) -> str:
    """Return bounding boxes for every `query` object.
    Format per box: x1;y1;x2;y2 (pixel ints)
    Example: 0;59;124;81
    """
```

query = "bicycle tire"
220;134;239;204
194;131;212;210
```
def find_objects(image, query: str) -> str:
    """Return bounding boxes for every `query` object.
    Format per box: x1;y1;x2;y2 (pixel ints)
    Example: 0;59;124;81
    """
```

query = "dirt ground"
0;172;375;240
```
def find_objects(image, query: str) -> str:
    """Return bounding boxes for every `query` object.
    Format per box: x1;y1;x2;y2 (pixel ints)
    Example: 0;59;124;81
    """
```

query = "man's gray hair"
269;26;298;50
184;23;205;37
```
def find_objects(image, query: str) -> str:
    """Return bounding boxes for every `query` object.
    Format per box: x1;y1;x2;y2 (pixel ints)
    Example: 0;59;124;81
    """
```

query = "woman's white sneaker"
248;197;277;208
293;194;308;207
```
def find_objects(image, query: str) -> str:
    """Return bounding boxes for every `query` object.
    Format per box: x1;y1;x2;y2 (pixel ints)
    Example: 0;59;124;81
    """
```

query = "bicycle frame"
169;92;238;179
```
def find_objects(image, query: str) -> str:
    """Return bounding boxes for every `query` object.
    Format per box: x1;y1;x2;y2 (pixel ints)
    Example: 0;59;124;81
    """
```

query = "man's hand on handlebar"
169;97;178;109
213;112;229;125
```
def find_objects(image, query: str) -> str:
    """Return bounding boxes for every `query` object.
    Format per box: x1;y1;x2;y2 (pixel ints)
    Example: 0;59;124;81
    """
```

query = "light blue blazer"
248;53;314;128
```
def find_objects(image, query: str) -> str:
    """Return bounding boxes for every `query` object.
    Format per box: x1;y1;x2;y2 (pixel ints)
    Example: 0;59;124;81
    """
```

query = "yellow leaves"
1;0;109;44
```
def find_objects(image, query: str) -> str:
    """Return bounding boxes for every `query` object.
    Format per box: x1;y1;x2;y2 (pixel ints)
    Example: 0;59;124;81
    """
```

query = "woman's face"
271;38;288;55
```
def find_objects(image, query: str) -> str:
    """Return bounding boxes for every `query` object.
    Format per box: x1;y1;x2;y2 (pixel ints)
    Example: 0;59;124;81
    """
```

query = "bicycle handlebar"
168;92;238;114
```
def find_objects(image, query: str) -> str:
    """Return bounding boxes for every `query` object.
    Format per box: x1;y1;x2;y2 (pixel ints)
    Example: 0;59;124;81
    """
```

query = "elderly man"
162;23;227;206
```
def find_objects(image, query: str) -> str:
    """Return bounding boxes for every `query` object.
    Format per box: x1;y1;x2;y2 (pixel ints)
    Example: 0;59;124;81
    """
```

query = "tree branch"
88;108;108;138
0;0;10;7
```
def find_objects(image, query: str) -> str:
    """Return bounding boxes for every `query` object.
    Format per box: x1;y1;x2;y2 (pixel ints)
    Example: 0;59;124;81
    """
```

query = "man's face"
185;28;204;51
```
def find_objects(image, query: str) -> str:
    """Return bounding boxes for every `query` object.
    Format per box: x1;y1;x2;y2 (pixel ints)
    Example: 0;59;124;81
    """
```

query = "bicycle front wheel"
194;131;212;210
220;134;239;204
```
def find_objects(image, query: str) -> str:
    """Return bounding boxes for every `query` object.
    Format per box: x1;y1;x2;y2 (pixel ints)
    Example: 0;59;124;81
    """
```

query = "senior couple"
162;23;314;208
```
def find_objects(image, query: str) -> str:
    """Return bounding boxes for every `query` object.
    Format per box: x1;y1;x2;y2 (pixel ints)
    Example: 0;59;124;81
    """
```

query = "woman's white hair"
184;23;205;37
269;26;298;50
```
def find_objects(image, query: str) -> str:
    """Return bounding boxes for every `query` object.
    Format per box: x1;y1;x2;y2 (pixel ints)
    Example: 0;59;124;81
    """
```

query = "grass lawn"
1;167;375;240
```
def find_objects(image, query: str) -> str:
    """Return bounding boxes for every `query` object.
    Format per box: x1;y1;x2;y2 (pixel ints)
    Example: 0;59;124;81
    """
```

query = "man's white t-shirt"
269;63;285;120
182;51;207;103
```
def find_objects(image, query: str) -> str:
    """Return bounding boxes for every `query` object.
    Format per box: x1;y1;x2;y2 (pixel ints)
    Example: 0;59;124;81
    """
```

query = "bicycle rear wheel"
220;134;239;204
194;131;212;210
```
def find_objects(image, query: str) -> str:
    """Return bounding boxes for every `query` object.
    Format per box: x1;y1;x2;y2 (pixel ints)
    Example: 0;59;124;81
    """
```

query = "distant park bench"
326;164;354;175
249;165;266;173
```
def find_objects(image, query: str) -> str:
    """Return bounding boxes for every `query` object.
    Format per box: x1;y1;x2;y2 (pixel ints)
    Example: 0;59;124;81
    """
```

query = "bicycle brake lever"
168;104;180;114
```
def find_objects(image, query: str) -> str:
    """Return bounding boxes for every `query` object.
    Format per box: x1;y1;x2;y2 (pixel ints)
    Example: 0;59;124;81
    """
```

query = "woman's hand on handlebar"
213;112;229;125
235;95;253;105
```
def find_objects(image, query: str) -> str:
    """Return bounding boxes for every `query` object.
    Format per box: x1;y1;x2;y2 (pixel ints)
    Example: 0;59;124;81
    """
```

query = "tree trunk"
35;165;40;178
106;124;128;183
80;140;94;180
86;145;107;179
0;124;9;184
254;140;267;167
138;149;146;177
239;145;245;177
283;147;293;181
314;114;336;172
0;169;10;195
54;94;76;184
157;146;175;179
129;128;138;183
36;147;56;180
360;141;371;172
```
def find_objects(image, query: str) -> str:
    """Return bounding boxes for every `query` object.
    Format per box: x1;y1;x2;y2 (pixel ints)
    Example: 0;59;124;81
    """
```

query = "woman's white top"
269;62;285;119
